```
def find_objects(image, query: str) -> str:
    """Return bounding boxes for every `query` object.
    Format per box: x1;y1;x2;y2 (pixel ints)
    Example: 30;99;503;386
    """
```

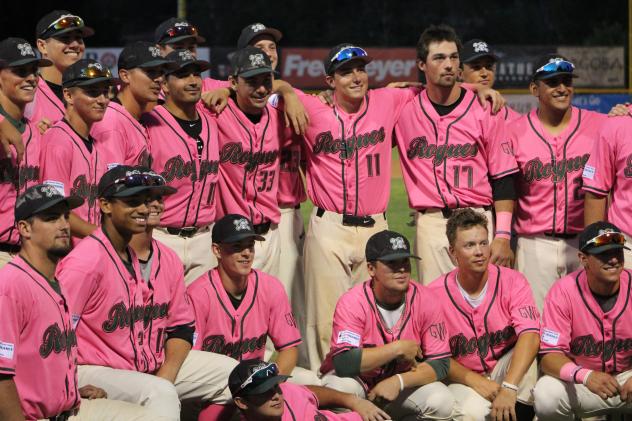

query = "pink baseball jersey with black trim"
215;97;285;225
540;269;632;374
582;115;632;236
39;120;105;227
143;105;220;228
91;101;150;168
278;136;307;207
299;88;416;215
0;120;39;245
201;77;230;92
503;106;522;123
24;77;65;126
187;268;301;360
511;108;606;235
321;280;451;390
394;88;518;210
0;256;79;420
428;265;540;373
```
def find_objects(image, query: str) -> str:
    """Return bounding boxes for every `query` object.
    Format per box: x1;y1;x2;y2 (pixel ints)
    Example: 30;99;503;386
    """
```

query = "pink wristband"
494;211;512;239
559;362;581;382
575;368;593;385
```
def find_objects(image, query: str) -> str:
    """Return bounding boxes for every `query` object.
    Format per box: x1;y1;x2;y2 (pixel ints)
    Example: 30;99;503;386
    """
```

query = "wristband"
560;362;582;383
494;212;512;240
396;373;405;391
577;369;593;385
501;381;519;392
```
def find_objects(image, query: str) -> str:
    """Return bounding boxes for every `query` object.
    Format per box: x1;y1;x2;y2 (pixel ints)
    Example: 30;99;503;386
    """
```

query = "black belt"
316;207;383;227
419;205;492;219
49;410;73;421
253;221;271;235
544;232;578;239
0;243;20;254
166;227;201;238
294;204;301;210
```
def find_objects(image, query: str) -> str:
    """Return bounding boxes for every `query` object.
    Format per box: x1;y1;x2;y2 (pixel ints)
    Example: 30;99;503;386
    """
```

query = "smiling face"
369;258;412;296
159;38;198;57
235;384;285;419
530;74;574;113
325;61;368;103
63;81;111;123
419;40;459;89
0;63;39;107
230;72;273;114
146;193;165;228
163;64;202;105
37;30;85;72
580;248;625;286
18;202;72;259
100;192;153;235
449;225;490;275
213;237;256;278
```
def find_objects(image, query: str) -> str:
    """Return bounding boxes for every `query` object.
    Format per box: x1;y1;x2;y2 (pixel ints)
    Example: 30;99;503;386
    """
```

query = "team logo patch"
192;332;198;346
234;218;250;231
71;314;81;329
149;46;161;57
0;341;14;360
250;23;266;32
107;163;121;171
88;62;104;71
178;50;195;61
43;180;65;195
17;42;34;57
337;330;361;347
501;141;514;155
390;237;406;250
249;53;266;67
174;21;190;27
582;164;596;180
472;41;489;53
541;328;560;346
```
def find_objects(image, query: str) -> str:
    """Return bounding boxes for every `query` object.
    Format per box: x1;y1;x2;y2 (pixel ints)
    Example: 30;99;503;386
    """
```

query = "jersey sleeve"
328;292;367;357
39;134;72;194
266;277;302;351
186;277;211;350
56;252;100;318
539;283;572;355
382;87;421;122
201;77;230;92
582;126;615;197
0;294;23;376
483;111;519;179
419;292;452;360
508;271;540;336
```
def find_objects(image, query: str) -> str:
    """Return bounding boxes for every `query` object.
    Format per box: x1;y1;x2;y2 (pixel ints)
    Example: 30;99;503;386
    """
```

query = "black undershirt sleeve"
166;324;195;345
491;174;517;201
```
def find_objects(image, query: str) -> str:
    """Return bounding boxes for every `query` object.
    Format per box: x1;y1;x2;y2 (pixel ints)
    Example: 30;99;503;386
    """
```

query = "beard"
47;244;72;261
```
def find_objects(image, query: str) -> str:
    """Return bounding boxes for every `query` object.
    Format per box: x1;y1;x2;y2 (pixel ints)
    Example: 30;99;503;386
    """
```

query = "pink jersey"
540;269;632;374
39;120;106;226
0;256;79;420
24;77;65;126
278;137;307;207
57;228;179;373
503;106;522;123
187;268;301;360
511;108;606;235
91;101;150;168
582;115;632;236
300;88;416;215
395;88;518;210
215;98;286;225
144;105;220;228
428;265;540;373
321;280;451;390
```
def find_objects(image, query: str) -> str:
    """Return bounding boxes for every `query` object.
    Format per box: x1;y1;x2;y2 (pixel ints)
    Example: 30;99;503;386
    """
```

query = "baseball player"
320;230;455;420
90;41;175;171
39;59;119;241
155;18;205;57
395;24;519;285
0;38;52;268
143;49;219;285
0;184;164;420
534;221;632;419
511;55;607;309
29;10;93;130
460;39;521;122
230;359;391;421
583;111;632;269
428;209;540;421
56;165;239;421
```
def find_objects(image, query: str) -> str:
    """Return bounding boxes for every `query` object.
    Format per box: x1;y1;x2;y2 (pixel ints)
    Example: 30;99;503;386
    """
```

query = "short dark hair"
416;24;462;62
446;208;488;246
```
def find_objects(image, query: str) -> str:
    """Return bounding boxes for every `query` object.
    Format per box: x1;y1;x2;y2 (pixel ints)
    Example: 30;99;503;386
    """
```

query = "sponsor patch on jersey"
192;332;198;346
541;328;560;346
107;162;122;171
337;330;361;347
43;180;65;195
0;341;14;360
71;314;81;329
582;165;595;180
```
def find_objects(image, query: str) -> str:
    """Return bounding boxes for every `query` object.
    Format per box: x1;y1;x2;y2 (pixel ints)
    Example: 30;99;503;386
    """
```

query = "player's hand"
490;237;514;268
348;396;392;421
395;339;422;366
490;387;517;421
0;119;23;161
472;376;501;402
316;89;334;107
282;92;309;135
585;371;620;400
620;376;632;403
475;87;505;114
386;81;423;89
201;88;230;114
36;118;53;135
79;385;108;399
608;103;630;117
367;376;401;403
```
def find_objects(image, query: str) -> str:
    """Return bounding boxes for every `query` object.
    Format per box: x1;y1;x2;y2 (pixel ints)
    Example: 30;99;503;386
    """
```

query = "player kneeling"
535;222;632;420
321;230;456;420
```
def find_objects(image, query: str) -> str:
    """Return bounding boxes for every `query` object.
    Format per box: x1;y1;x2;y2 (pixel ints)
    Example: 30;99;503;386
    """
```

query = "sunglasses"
330;46;368;64
163;25;198;40
534;60;575;77
79;65;113;80
103;173;166;196
42;15;85;37
582;232;626;251
237;363;279;395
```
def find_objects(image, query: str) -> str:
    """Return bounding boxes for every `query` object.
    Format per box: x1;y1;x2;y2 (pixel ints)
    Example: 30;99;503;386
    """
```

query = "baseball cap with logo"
117;41;178;71
98;165;176;199
15;184;83;222
164;49;211;75
212;214;266;243
229;359;289;397
532;54;578;81
36;10;94;40
579;221;630;255
461;39;498;64
324;43;373;75
0;38;52;68
155;17;206;45
231;46;273;78
366;230;420;262
237;23;283;49
62;59;119;88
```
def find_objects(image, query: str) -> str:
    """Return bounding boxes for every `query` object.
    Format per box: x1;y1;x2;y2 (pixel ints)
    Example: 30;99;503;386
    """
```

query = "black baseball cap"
231;46;273;78
366;230;420;262
62;59;119;88
212;214;265;243
324;43;372;75
237;23;282;49
97;165;176;199
532;54;578;81
36;10;94;40
15;184;83;222
0;38;52;68
461;39;498;64
117;41;178;71
579;222;630;255
164;49;210;75
154;18;205;45
228;360;289;397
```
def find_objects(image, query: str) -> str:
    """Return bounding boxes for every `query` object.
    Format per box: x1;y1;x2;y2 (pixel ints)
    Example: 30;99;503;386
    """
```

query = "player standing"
155;18;205;57
320;230;455;420
428;209;540;420
395;24;518;284
534;221;632;419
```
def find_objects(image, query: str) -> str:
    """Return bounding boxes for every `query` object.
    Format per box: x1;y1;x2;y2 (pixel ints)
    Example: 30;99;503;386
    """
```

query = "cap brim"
54;26;95;38
239;375;290;396
584;243;631;255
533;71;579;81
107;185;177;198
162;34;206;45
248;28;283;45
218;232;266;243
4;58;53;68
138;60;180;71
328;56;373;75
238;67;273;78
166;60;211;74
378;252;421;261
20;195;84;221
67;76;121;88
463;52;498;64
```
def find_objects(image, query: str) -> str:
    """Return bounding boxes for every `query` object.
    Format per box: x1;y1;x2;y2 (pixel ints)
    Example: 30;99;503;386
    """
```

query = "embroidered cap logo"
472;41;489;53
390;237;406;250
234;218;250;231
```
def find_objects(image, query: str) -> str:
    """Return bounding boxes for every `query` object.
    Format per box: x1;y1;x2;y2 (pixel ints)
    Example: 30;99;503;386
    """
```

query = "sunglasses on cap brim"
41;15;85;37
236;362;279;394
581;232;627;252
102;173;167;195
162;25;199;41
330;46;369;64
533;60;576;79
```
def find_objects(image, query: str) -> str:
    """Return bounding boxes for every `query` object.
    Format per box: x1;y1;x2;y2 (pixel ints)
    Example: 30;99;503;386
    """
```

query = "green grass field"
300;149;419;279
